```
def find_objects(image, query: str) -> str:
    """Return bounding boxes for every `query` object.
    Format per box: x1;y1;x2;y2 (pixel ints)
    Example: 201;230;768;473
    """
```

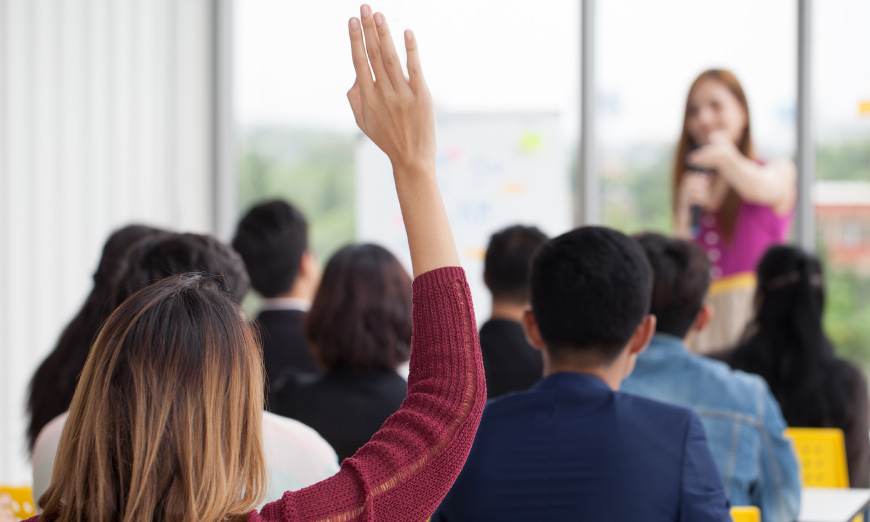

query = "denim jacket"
622;334;801;522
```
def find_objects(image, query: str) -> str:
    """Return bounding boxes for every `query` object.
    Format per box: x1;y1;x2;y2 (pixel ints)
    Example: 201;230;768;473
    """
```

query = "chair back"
786;427;850;487
0;486;35;520
731;505;761;522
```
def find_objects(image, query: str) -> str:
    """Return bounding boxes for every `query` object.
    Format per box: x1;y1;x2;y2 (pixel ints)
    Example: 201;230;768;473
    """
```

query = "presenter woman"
673;69;796;353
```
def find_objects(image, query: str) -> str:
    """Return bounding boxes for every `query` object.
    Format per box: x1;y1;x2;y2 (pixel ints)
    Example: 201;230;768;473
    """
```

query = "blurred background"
1;0;868;484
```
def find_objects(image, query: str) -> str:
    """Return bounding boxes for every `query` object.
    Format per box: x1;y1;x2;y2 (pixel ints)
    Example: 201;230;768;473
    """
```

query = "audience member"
479;225;548;398
269;244;411;461
27;8;486;520
30;233;340;506
621;233;800;521
727;245;870;487
232;200;321;389
26;224;167;453
433;227;729;521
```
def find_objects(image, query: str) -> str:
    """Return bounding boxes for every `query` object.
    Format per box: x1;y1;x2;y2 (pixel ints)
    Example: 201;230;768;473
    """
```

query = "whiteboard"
355;113;573;325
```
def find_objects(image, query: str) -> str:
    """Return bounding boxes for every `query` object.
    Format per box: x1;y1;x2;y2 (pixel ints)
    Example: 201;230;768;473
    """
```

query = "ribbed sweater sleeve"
250;266;486;522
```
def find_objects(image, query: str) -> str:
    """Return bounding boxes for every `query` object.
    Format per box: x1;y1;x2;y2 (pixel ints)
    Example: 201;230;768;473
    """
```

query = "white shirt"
31;410;339;511
259;297;311;313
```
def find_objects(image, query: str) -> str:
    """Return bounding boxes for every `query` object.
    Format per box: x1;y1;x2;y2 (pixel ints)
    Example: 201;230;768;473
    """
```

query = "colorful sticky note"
519;133;544;153
860;100;870;117
501;182;527;195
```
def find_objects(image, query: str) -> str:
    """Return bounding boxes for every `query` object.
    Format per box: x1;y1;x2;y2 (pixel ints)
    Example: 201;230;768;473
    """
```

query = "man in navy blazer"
433;227;730;521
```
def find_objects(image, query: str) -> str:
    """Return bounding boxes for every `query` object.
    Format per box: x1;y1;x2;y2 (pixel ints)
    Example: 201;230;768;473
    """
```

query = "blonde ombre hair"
39;273;267;522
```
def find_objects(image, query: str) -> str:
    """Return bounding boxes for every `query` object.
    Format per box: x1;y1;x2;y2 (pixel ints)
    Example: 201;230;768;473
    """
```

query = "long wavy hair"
729;246;855;428
26;225;166;451
39;274;267;522
672;69;755;243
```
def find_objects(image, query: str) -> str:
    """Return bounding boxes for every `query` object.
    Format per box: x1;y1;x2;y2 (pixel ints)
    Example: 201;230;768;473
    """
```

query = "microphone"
687;144;709;239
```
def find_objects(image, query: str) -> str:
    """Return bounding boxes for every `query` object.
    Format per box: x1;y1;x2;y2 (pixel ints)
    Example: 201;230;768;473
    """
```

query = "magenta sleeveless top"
695;201;793;280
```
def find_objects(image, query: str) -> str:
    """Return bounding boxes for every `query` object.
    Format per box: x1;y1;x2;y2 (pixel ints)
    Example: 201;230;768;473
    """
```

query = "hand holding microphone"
679;145;713;239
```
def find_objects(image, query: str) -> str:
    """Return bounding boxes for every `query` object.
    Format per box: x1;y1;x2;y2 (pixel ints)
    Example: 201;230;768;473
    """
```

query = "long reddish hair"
673;69;755;242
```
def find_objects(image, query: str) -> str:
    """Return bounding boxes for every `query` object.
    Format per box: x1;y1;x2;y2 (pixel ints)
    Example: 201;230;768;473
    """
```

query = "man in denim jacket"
622;233;800;522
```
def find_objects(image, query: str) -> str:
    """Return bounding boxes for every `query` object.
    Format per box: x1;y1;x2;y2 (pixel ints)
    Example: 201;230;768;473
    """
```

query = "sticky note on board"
501;182;527;195
519;133;544;154
860;100;870;117
465;247;487;260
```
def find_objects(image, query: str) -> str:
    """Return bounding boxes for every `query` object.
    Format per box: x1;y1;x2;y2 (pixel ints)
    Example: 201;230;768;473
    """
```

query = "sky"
235;0;870;154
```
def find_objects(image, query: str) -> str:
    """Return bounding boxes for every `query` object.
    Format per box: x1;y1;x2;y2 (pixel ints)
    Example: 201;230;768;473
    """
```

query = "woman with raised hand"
28;5;485;522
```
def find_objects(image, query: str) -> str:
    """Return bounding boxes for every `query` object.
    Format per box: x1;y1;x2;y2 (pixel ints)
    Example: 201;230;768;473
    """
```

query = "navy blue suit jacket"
433;372;730;521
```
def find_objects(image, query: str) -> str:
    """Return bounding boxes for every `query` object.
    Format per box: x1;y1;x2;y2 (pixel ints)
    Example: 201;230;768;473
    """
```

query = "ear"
521;309;547;351
298;250;316;278
691;304;714;334
626;315;657;356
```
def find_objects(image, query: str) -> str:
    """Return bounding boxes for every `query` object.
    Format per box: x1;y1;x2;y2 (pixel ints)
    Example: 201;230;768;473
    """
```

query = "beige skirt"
689;272;757;355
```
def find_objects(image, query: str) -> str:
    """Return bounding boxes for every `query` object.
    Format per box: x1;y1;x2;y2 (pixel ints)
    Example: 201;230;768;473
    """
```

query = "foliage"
238;127;356;264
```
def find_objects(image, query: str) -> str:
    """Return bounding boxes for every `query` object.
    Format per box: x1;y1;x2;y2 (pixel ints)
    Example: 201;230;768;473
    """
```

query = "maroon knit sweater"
28;266;485;522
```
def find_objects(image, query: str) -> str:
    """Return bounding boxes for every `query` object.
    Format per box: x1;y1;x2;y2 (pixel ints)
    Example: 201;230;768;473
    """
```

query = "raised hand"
347;5;459;276
347;5;434;173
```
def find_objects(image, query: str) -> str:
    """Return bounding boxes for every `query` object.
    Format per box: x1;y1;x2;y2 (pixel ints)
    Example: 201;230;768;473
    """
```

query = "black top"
719;347;870;488
256;309;320;393
269;368;408;461
479;319;543;399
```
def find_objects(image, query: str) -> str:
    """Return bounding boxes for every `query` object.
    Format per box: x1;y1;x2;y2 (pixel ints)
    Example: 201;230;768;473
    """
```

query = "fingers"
373;12;408;92
347;81;366;130
404;29;427;92
349;17;373;92
360;5;391;89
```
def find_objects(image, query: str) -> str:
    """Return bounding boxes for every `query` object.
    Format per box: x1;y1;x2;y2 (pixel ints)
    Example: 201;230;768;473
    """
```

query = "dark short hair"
306;244;412;371
530;226;652;363
111;233;251;309
484;225;549;303
232;200;308;298
634;233;711;338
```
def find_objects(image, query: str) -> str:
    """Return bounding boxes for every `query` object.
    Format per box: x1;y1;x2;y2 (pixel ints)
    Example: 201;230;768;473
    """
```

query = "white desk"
799;487;870;522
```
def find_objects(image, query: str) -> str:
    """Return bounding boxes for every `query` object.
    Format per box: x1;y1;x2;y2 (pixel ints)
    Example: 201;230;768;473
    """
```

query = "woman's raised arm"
250;7;485;521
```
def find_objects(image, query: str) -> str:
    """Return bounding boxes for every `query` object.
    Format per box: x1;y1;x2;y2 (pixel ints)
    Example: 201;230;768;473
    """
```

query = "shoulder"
616;391;696;422
261;411;338;461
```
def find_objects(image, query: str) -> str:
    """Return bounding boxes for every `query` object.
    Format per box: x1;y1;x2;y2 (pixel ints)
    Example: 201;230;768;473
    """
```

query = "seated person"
30;11;487;518
727;245;870;487
30;232;339;506
479;225;548;398
232;200;321;388
621;233;800;521
27;225;166;455
433;226;730;521
269;244;411;461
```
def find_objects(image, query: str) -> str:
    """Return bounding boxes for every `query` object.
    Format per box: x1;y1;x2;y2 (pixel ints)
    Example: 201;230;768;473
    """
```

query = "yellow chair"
0;486;35;520
786;427;850;487
731;505;761;522
786;427;862;522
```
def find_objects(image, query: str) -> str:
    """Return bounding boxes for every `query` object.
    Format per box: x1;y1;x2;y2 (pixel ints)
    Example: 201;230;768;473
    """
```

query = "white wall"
0;0;220;483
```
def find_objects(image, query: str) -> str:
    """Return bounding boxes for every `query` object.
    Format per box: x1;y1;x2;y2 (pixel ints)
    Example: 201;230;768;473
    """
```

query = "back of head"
634;233;711;339
530;226;653;364
112;233;251;310
306;243;412;371
27;224;166;451
731;245;838;425
484;225;549;304
232;200;308;298
40;274;266;522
